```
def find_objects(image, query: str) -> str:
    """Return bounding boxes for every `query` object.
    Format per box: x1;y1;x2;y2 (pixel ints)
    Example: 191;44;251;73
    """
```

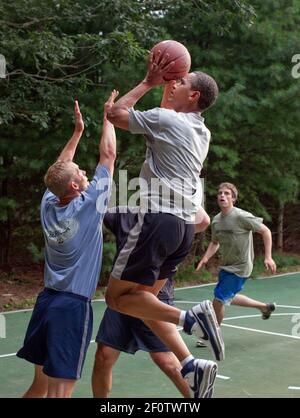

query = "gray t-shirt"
129;107;211;222
211;207;263;277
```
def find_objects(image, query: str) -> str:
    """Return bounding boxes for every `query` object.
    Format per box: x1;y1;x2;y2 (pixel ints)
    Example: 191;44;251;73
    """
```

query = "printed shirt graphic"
211;207;263;278
41;165;111;299
128;107;211;222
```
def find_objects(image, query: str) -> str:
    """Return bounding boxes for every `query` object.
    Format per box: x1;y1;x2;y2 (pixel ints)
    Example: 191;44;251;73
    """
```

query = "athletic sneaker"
196;339;206;348
183;300;225;361
181;358;218;398
262;302;276;319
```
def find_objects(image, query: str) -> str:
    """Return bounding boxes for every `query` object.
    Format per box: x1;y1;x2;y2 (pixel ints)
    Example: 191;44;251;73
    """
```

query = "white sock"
179;310;187;326
181;355;194;368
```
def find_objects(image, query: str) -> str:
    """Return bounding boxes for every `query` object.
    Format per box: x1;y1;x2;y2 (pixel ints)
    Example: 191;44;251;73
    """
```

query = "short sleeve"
81;164;112;218
128;108;160;135
83;164;111;199
211;222;218;243
238;211;263;232
41;189;57;208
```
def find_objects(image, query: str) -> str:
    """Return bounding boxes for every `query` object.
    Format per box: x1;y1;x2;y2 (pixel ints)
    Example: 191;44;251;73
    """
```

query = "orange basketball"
150;40;191;81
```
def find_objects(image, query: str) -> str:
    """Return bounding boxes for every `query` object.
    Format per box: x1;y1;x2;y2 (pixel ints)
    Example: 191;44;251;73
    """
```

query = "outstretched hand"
74;100;84;133
264;257;277;274
104;89;119;119
144;50;175;87
196;257;208;271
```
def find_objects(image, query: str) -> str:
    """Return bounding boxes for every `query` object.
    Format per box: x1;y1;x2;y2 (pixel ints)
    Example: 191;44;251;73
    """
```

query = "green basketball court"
1;272;299;398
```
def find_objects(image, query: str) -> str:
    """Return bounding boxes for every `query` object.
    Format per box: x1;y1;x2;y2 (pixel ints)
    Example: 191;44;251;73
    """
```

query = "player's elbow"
195;212;210;233
259;224;271;236
101;147;116;162
107;106;122;124
107;107;129;130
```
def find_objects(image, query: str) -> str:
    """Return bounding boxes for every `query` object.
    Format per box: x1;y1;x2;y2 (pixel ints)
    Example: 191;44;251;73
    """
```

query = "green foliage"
252;252;300;278
99;242;116;285
175;264;215;285
0;0;299;268
27;242;44;263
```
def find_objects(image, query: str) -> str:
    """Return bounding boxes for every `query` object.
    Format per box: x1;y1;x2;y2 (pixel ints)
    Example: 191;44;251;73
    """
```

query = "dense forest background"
0;0;299;279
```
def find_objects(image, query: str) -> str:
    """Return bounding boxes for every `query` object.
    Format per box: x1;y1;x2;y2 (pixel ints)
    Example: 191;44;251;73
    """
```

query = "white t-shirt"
129;107;211;222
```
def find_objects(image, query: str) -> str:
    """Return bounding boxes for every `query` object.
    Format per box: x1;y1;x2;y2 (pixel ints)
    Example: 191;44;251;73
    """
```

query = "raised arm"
107;51;174;130
99;90;119;175
196;241;220;271
257;224;277;273
57;101;84;162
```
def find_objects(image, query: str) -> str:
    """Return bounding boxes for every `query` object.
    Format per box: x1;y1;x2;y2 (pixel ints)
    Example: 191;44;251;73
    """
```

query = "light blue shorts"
214;269;247;305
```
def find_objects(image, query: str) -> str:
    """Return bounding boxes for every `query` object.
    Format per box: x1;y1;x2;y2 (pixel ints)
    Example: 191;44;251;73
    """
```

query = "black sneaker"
262;302;276;319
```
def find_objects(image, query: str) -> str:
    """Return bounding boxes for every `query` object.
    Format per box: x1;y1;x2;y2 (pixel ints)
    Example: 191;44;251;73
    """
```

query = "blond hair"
44;161;75;198
218;182;238;202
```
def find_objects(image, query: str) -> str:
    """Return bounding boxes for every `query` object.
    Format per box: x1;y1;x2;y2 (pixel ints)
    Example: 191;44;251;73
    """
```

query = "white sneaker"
183;300;225;361
181;358;218;398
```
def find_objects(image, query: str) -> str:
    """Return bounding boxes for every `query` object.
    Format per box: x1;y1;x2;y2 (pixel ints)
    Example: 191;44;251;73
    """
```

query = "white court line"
288;386;300;390
174;300;196;304
222;323;300;340
174;271;300;291
256;271;300;280
0;348;231;380
0;353;16;358
175;301;300;312
0;340;231;380
216;375;230;380
1;271;300;315
174;283;215;291
224;313;300;321
1;308;34;315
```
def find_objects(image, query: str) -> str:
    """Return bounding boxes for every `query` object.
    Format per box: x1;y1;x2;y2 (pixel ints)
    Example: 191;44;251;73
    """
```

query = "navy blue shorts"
17;288;93;380
108;210;194;286
96;297;173;354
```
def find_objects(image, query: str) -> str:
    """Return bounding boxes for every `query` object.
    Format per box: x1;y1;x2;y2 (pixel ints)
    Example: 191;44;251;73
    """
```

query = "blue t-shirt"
41;165;111;299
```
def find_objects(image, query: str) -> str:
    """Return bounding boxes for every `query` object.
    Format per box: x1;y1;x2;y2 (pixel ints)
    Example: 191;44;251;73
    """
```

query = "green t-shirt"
211;207;263;277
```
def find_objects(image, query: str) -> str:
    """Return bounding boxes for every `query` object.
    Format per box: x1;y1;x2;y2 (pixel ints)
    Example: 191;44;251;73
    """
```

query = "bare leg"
231;294;268;313
150;351;191;398
106;277;180;323
213;299;225;325
47;377;76;398
23;365;48;398
92;344;120;398
105;277;194;362
144;320;191;362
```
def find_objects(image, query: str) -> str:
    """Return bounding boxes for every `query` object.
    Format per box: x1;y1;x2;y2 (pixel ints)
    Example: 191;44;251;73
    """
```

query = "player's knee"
152;355;180;379
104;293;118;311
94;345;116;369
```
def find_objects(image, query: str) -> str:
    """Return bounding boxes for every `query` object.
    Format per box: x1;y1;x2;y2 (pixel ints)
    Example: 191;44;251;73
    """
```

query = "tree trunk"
0;156;12;267
277;201;284;251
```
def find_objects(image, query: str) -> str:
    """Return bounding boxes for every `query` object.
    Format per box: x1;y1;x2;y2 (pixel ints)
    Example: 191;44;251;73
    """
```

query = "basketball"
150;40;191;81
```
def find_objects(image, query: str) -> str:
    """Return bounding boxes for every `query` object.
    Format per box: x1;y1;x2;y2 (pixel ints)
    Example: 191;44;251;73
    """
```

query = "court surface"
1;272;299;398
